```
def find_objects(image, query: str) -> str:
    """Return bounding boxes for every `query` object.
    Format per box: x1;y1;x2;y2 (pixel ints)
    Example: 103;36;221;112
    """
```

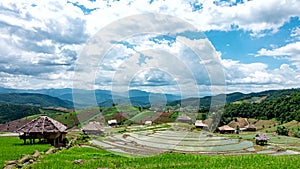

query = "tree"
276;126;289;136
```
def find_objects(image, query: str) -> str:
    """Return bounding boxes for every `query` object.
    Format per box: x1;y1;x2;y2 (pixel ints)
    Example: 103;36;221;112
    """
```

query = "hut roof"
228;118;249;128
245;124;257;129
177;114;191;121
82;121;103;131
194;120;208;127
0;119;32;133
254;133;269;141
218;125;235;131
16;116;67;133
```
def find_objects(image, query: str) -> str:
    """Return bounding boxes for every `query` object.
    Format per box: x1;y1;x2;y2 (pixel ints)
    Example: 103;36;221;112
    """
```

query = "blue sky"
0;0;300;96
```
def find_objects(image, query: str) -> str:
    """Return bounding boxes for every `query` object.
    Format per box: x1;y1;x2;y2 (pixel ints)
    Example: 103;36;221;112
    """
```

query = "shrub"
276;126;289;136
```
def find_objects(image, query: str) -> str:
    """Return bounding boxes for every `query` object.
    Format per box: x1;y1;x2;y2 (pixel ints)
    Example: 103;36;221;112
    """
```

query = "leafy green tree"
276;126;289;136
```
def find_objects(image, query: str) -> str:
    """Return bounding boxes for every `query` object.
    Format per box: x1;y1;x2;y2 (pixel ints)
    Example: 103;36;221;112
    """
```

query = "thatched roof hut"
177;114;192;124
17;116;67;146
0;119;32;133
218;125;235;134
228;118;249;128
254;133;269;145
194;120;208;129
245;124;257;131
81;121;103;135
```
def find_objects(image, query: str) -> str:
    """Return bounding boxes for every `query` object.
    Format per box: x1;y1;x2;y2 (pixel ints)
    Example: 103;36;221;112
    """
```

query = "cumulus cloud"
256;41;300;69
0;0;300;95
0;0;87;89
221;59;300;93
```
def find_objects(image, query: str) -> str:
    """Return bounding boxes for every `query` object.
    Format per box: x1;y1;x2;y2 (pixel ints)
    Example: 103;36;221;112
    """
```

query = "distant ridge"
0;86;300;108
168;88;300;107
0;93;73;109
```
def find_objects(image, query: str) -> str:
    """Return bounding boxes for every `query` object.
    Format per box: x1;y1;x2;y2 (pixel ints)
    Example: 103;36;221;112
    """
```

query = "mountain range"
1;86;300;109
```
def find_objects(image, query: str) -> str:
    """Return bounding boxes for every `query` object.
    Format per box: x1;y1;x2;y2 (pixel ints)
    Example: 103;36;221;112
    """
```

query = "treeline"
222;92;300;124
0;104;41;123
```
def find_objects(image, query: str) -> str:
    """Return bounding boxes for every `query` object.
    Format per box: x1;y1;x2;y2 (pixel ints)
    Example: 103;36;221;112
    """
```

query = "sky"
0;0;300;96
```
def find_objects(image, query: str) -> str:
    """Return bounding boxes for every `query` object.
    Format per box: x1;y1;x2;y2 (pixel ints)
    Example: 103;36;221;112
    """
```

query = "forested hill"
0;103;73;124
169;88;300;107
222;91;300;124
0;104;41;123
0;93;73;109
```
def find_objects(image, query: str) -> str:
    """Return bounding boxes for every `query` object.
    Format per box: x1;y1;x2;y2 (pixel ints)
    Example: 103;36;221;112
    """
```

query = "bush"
276;126;289;136
293;128;300;138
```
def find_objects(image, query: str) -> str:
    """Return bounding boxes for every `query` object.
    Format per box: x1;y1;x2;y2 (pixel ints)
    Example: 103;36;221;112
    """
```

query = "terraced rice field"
91;129;262;156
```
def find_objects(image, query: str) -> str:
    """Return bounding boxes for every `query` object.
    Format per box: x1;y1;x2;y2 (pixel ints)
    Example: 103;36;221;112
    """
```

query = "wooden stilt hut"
16;116;67;146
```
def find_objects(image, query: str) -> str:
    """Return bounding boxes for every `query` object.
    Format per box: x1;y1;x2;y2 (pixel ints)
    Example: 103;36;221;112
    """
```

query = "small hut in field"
16;116;67;146
81;121;103;135
228;118;249;128
194;120;208;129
245;124;257;131
217;125;235;134
254;133;269;145
177;114;192;124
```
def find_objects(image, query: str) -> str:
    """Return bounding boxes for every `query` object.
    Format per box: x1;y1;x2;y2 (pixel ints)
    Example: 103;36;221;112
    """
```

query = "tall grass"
0;137;50;167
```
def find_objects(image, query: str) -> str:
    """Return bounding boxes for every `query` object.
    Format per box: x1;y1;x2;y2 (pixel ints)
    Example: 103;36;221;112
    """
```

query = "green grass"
27;147;300;169
130;110;156;122
248;119;279;130
0;137;50;167
261;120;300;134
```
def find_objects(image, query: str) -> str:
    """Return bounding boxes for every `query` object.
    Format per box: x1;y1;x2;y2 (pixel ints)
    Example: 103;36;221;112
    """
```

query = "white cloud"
256;42;300;57
256;41;300;69
0;0;300;94
221;59;300;93
291;27;300;40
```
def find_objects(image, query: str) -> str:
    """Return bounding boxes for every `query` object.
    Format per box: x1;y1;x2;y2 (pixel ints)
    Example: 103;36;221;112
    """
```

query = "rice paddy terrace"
90;124;298;156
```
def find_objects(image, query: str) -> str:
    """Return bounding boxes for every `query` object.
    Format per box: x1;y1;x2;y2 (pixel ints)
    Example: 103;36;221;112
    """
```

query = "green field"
26;146;300;169
1;136;299;169
0;137;50;167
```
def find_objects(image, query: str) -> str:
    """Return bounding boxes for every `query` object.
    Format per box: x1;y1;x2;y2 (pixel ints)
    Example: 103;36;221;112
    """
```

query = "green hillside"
170;88;300;107
0;93;73;109
261;120;300;137
222;92;300;124
0;104;70;124
0;104;41;123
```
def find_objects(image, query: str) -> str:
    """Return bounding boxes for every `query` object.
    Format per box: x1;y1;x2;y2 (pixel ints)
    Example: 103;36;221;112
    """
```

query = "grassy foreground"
27;147;300;169
0;137;50;167
1;136;299;169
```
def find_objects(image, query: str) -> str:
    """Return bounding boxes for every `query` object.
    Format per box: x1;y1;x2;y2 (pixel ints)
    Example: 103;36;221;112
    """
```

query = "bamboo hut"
254;133;269;145
245;124;257;131
194;120;208;129
177;114;192;124
217;125;235;134
81;121;103;135
228;118;249;128
16;116;67;146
